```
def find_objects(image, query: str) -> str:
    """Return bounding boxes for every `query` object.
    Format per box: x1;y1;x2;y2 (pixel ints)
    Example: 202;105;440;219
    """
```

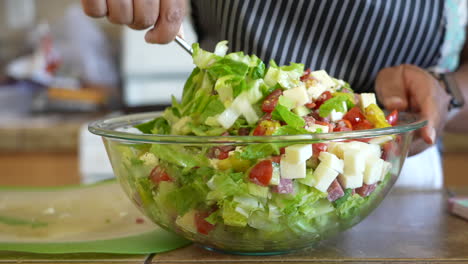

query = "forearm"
444;26;468;133
445;63;468;132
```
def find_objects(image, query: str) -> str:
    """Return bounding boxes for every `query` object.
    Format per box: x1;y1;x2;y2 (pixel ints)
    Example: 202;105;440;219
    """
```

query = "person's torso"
191;0;465;92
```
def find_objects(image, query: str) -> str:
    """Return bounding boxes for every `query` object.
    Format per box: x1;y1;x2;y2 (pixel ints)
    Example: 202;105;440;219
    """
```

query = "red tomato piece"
314;91;332;108
354;119;373;130
312;143;328;157
280;147;286;155
253;124;267;136
386;110;399;126
260;112;272;121
305;102;316;109
343;107;365;126
149;166;172;184
217;151;229;160
194;211;215;235
261;89;283;113
249;160;273;186
300;68;312;81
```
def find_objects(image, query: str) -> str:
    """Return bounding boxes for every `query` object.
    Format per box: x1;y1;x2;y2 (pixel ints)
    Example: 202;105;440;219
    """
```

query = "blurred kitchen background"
0;0;467;187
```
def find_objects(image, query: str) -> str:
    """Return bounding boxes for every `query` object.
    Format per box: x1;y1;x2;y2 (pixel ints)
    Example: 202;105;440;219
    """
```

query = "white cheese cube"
284;144;313;163
307;83;327;100
280;159;306;179
369;135;394;145
366;143;382;158
364;156;384;184
330;109;344;122
380;161;392;181
313;163;339;192
343;149;366;175
328;142;346;158
318;151;344;174
310;70;336;89
283;83;310;107
328;142;344;156
360;93;377;110
305;124;329;133
339;172;364;189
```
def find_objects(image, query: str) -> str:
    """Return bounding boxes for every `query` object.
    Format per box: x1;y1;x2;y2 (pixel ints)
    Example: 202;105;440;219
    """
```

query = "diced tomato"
343;107;366;126
217;151;229;160
261;89;282;113
312;143;328;157
280;147;286;155
194;211;215;235
260;112;272;121
149;166;172;184
314;91;332;108
305;102;316;109
300;68;312;81
343;107;374;130
271;155;281;163
386;110;399;126
354;119;373;130
249;160;273;186
253;125;266;136
253;120;280;136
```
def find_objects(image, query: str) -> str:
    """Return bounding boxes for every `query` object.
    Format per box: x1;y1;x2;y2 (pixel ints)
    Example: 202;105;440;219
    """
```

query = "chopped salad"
114;41;399;247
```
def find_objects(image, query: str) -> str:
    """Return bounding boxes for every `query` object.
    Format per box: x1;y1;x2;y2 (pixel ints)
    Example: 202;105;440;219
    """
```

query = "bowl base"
198;244;292;256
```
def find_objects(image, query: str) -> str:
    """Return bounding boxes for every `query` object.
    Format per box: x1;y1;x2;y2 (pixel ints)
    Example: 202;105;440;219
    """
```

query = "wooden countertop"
1;189;467;263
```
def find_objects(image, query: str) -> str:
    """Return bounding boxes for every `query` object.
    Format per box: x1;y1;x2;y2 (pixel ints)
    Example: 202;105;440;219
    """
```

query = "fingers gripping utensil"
174;36;193;55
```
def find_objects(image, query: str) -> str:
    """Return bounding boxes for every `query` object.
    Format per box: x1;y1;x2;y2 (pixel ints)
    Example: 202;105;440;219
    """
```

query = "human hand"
375;64;451;155
81;0;185;44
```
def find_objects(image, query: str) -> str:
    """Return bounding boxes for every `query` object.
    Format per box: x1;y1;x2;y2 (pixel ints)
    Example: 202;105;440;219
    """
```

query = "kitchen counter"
1;188;467;263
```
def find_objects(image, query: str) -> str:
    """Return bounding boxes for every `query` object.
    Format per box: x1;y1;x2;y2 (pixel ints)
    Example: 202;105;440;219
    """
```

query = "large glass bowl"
89;112;426;255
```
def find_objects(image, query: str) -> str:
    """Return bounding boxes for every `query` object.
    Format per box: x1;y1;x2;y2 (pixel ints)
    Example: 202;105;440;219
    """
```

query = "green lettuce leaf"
192;43;220;69
150;144;208;169
335;193;366;219
239;143;281;160
272;104;305;128
318;95;355;118
221;200;248;227
272;125;309;135
207;58;249;79
199;96;225;122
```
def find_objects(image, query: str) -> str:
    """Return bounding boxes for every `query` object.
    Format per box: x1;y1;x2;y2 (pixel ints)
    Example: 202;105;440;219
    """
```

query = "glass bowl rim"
88;111;427;144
